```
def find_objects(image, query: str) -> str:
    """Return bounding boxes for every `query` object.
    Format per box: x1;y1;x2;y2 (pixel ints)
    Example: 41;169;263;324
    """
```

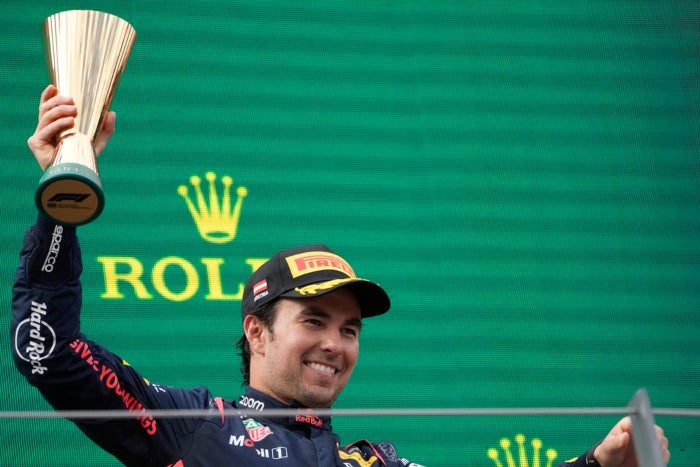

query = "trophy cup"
35;10;136;225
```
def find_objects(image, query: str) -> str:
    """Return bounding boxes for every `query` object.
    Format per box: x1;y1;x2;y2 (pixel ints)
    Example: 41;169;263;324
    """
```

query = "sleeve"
557;445;599;467
10;215;207;467
345;440;427;467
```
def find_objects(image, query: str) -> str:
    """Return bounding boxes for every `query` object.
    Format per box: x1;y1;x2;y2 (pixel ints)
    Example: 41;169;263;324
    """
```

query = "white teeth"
307;362;336;375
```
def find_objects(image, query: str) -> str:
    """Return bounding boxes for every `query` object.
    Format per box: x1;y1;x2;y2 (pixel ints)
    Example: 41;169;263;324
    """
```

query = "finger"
655;427;670;465
38;85;58;118
38;91;74;123
38;99;76;128
34;105;77;145
654;426;668;452
654;425;665;442
40;84;58;105
42;102;78;123
617;416;633;432
41;116;76;139
28;116;75;152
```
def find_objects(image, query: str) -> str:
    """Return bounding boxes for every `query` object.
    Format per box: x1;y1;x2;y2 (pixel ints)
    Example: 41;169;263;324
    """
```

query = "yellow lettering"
151;257;198;302
201;258;242;300
97;256;153;299
96;256;267;302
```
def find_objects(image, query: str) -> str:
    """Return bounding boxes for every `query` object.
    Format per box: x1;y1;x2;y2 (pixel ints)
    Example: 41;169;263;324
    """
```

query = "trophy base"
36;163;104;226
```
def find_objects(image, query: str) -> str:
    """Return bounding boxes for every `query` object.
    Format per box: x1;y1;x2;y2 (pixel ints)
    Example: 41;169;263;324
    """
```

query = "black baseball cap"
241;244;390;318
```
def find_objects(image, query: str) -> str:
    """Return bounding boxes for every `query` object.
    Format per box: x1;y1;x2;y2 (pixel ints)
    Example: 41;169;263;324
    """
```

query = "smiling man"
246;290;361;408
239;245;382;410
11;85;670;467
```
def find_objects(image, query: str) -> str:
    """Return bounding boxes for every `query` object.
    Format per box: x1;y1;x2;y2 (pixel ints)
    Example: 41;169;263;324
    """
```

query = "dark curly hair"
235;300;279;386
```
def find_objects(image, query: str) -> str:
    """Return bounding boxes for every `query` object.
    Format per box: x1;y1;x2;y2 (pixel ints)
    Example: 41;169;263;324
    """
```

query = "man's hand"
593;416;670;467
27;84;116;170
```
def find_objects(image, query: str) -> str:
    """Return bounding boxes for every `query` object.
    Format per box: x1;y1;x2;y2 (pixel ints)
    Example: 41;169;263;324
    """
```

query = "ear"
243;314;267;356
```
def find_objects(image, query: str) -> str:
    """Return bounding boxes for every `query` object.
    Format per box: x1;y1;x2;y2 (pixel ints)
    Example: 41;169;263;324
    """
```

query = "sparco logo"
14;301;56;375
41;225;64;272
239;395;265;411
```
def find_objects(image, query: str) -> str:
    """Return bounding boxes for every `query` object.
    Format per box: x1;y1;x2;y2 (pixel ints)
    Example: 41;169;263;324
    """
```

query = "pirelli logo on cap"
286;252;356;279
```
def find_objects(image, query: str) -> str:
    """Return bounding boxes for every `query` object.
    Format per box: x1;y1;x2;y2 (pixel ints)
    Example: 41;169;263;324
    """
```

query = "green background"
1;1;698;465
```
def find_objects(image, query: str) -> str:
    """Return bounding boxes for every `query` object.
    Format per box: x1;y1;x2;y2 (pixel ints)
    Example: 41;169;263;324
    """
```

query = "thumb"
94;111;116;156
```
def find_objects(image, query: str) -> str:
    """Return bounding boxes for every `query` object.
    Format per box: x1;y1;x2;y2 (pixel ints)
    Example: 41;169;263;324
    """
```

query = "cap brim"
280;278;390;318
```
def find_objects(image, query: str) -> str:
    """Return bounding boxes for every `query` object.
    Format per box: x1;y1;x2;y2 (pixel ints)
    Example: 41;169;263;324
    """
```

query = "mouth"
305;361;339;376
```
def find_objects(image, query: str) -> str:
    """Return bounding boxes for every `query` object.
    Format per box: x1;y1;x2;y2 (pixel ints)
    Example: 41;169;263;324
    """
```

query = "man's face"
247;288;362;408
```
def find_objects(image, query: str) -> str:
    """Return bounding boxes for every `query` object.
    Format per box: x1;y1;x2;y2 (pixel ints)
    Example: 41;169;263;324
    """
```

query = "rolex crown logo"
487;434;557;467
178;172;248;244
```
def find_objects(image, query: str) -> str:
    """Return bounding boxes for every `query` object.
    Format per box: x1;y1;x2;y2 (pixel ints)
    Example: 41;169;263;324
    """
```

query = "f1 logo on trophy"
35;10;136;225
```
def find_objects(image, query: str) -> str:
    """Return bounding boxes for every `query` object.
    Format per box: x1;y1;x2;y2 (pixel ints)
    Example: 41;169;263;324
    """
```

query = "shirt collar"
238;386;332;431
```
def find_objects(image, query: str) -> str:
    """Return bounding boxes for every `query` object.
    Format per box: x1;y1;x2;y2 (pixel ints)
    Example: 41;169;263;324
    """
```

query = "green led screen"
1;1;698;465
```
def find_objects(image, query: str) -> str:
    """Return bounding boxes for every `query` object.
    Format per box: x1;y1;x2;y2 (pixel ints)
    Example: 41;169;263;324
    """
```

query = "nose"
319;328;343;355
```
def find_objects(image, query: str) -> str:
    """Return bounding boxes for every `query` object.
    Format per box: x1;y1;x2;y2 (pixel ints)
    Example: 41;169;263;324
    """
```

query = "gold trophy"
35;10;136;225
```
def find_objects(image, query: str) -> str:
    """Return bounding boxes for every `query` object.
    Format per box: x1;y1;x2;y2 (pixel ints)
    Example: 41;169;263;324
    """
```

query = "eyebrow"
300;306;363;331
